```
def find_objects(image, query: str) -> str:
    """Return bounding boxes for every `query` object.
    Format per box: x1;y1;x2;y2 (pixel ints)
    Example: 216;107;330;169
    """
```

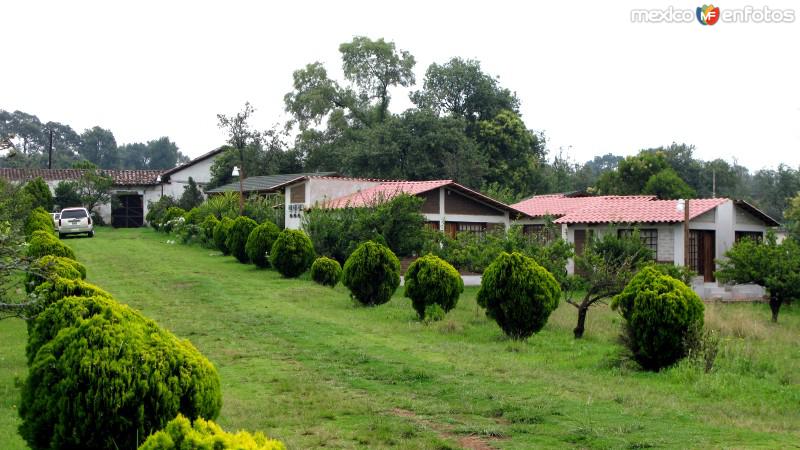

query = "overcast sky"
3;0;798;171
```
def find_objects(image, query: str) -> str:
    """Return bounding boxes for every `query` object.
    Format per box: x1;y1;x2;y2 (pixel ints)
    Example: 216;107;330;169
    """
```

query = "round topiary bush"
246;222;281;268
611;266;705;371
26;230;76;260
476;252;560;340
25;255;86;293
270;229;315;277
342;241;401;306
201;215;220;244
310;256;342;287
138;414;286;450
405;254;463;320
24;207;55;238
226;216;258;263
19;295;223;450
213;217;235;255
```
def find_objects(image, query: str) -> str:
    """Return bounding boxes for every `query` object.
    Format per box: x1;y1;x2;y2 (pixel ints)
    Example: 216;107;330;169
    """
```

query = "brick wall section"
657;225;674;263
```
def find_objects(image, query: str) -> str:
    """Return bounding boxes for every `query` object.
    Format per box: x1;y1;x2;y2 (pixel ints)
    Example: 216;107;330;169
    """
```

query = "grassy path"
1;227;799;449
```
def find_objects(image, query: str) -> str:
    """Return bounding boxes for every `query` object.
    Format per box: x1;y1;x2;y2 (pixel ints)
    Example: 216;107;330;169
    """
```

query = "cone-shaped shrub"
311;256;342;287
213;217;235;255
24;207;55;238
246;222;281;268
19;296;222;450
25;255;86;293
226;216;258;263
611;266;705;371
270;229;315;277
405;254;463;319
201;215;220;244
26;230;75;259
139;414;285;450
342;241;400;306
477;252;560;340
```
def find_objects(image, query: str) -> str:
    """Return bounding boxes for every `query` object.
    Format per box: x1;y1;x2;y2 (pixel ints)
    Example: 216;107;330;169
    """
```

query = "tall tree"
78;126;118;168
411;57;519;122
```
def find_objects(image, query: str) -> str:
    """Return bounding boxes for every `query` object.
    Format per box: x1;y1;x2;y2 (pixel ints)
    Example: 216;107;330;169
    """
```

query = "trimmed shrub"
213;217;235;255
26;230;75;259
342;241;401;306
476;252;560;340
161;207;187;233
25;255;86;293
201;215;220;244
405;254;463;320
139;414;285;450
24;207;54;238
611;266;705;371
30;276;112;318
246;222;281;268
270;229;315;277
226;216;258;263
19;296;222;450
310;256;342;287
146;195;178;229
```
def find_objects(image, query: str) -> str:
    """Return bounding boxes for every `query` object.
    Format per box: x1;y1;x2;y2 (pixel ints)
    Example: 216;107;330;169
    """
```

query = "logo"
697;4;721;25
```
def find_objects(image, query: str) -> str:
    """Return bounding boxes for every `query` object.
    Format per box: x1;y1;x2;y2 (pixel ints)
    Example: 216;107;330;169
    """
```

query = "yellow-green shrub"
477;252;560;340
404;254;463;320
24;207;54;238
19;296;223;450
25;255;86;293
26;230;75;259
270;229;315;277
139;414;285;450
310;256;342;287
246;222;281;268
342;241;400;306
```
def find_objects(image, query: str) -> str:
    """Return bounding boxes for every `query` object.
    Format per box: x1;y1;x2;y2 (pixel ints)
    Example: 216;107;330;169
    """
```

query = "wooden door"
689;230;716;282
444;222;458;239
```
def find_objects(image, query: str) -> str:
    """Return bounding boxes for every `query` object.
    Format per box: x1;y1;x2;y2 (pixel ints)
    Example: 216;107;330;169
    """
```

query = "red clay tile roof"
322;180;453;208
552;197;729;224
512;194;656;218
0;168;163;186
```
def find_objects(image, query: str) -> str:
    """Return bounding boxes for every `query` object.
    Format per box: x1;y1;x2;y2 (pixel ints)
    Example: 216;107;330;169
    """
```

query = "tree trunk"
769;295;781;323
574;304;589;339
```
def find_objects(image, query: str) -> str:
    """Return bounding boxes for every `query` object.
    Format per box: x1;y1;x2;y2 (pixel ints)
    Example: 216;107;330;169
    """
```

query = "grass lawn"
2;227;799;449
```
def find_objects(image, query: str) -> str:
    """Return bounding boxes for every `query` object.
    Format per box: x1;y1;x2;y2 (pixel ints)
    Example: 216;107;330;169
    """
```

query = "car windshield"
61;210;87;219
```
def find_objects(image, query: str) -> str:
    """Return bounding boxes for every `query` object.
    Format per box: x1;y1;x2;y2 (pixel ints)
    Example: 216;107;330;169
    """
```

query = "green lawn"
2;227;799;449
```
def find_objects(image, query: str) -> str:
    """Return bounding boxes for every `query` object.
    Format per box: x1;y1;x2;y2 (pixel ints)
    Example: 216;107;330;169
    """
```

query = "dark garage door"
112;194;144;228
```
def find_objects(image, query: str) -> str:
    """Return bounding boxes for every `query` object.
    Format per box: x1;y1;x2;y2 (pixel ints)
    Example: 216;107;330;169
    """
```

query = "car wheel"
58;232;64;239
88;231;95;238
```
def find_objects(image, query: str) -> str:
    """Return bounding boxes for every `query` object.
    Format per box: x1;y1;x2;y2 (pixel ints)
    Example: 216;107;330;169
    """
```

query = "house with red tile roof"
258;175;528;233
512;194;779;288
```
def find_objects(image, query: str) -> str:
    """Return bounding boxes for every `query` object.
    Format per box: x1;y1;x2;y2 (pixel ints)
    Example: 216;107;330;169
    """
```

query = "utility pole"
684;198;690;267
48;128;53;169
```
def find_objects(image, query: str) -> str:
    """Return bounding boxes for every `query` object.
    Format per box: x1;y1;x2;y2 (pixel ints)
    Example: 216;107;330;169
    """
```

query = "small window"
619;229;658;253
457;222;486;233
523;224;557;244
735;231;763;243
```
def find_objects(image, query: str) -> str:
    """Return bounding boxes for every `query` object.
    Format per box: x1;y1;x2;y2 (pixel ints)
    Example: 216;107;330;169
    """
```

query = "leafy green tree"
78;126;118;168
476;109;546;194
716;233;800;322
72;161;113;218
643;168;696;199
179;177;204;210
23;177;53;211
411;57;519;122
565;230;653;338
339;36;415;123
